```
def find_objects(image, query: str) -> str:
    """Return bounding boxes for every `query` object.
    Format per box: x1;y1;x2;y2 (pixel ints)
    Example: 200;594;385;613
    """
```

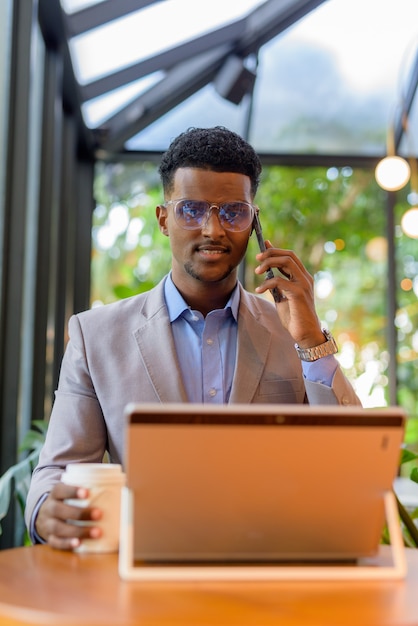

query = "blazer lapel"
229;289;272;403
133;281;188;403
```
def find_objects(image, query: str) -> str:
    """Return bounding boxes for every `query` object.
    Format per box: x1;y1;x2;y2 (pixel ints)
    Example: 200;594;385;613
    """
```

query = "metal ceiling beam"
66;0;160;37
38;0;96;156
79;0;325;103
79;19;246;102
88;0;327;153
94;45;231;155
394;47;418;152
100;149;382;170
237;0;327;57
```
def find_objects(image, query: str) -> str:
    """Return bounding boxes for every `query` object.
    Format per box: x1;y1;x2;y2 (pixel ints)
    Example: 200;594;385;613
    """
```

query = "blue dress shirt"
164;274;338;401
165;274;239;403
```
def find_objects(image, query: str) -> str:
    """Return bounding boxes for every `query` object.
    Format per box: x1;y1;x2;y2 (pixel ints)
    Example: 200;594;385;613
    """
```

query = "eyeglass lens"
173;200;253;231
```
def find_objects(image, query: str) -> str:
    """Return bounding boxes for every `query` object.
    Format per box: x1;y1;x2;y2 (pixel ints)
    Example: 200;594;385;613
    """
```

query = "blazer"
25;277;360;526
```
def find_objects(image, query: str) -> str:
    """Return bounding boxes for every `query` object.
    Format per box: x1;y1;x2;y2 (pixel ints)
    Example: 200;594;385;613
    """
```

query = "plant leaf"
18;421;48;453
410;467;418;484
0;467;13;535
0;448;40;536
400;448;418;464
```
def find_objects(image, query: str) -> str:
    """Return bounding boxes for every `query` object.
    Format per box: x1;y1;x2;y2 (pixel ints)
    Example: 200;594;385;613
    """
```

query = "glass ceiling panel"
250;0;418;156
125;83;252;151
82;73;163;128
61;0;102;11
63;0;267;84
62;0;418;157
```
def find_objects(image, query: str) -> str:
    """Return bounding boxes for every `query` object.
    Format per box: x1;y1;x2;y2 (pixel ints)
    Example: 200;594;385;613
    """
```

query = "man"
25;126;360;549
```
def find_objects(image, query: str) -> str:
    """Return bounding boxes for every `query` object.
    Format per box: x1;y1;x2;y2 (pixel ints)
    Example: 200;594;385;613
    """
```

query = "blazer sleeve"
24;314;110;534
304;366;361;405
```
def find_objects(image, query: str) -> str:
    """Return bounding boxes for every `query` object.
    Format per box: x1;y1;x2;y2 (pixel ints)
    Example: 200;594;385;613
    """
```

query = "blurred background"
1;0;417;546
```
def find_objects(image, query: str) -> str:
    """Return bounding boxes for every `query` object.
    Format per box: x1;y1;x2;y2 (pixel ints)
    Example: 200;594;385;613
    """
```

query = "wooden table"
0;545;418;626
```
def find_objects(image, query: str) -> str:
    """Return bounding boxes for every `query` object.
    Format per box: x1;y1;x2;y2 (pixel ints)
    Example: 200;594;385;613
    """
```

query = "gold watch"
295;329;338;362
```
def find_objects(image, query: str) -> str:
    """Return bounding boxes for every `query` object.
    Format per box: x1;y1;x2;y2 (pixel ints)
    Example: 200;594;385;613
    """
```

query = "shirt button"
206;338;213;345
208;388;217;397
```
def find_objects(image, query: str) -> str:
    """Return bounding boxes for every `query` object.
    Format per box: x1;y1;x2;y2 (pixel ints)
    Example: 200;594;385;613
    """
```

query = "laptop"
119;403;407;581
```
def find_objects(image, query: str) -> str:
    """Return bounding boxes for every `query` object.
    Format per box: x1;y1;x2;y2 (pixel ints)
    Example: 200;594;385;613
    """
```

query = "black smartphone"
252;211;283;303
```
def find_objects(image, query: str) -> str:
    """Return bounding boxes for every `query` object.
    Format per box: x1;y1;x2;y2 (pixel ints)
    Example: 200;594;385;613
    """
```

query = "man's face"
156;168;254;291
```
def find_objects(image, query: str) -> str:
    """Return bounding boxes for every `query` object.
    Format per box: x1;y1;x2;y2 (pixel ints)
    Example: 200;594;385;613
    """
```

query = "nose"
201;205;226;236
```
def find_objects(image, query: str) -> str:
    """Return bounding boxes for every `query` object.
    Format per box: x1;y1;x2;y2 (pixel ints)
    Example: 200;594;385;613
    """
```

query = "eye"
222;203;245;221
181;202;206;219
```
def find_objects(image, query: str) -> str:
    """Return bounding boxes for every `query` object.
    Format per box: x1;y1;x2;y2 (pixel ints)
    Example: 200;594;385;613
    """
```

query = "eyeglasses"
164;199;255;232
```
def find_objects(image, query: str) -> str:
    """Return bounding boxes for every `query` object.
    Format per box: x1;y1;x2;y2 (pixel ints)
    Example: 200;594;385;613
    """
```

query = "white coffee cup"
61;463;126;553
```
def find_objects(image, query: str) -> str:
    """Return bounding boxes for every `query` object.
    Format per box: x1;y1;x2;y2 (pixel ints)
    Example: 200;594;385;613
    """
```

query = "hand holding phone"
252;211;284;303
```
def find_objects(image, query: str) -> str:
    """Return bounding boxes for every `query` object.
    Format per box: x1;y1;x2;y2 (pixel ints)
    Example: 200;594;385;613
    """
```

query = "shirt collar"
164;273;240;322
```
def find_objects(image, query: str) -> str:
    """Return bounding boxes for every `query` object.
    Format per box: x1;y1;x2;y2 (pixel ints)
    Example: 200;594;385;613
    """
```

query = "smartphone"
252;211;283;303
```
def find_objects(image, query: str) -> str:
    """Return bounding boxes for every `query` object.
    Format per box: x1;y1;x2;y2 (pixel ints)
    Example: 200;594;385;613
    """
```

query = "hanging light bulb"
401;206;418;238
375;120;411;191
401;149;418;237
375;155;411;191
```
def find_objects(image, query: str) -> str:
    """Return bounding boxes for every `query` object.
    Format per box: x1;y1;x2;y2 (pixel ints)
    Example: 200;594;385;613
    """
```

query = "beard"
183;261;236;284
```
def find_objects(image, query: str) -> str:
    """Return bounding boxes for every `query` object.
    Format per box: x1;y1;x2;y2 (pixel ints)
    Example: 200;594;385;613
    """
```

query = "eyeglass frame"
163;198;257;232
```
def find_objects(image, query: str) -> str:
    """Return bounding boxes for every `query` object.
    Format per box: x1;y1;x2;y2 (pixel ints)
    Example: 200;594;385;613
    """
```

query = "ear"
156;205;169;237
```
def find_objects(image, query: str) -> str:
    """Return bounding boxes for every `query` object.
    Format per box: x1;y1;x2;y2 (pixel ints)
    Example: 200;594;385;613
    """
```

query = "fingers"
255;243;310;285
254;243;324;344
254;256;310;300
47;520;102;551
35;484;103;551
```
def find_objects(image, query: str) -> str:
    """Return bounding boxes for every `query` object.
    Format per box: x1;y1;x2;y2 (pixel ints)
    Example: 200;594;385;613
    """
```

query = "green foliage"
8;170;418;543
0;420;48;542
401;448;418;465
4;159;418;546
91;161;418;548
91;162;171;304
91;160;418;424
397;448;418;547
252;165;390;405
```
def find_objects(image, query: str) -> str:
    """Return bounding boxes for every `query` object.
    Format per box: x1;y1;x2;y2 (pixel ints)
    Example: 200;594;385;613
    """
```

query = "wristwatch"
295;329;338;362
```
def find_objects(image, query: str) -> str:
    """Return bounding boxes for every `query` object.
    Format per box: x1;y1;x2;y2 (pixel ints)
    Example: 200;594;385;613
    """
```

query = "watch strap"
295;329;338;362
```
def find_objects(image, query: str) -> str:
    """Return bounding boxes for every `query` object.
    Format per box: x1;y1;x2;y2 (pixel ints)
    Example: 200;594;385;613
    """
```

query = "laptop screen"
122;403;405;564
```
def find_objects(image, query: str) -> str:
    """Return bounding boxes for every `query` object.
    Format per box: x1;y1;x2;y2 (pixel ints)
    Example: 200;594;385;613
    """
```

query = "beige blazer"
25;277;360;525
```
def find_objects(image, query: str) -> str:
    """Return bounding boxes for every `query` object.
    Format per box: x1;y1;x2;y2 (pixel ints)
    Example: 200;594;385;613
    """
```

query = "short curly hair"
158;126;262;197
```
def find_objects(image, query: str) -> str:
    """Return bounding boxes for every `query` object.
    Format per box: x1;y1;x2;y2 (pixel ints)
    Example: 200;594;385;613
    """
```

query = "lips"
195;243;230;254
